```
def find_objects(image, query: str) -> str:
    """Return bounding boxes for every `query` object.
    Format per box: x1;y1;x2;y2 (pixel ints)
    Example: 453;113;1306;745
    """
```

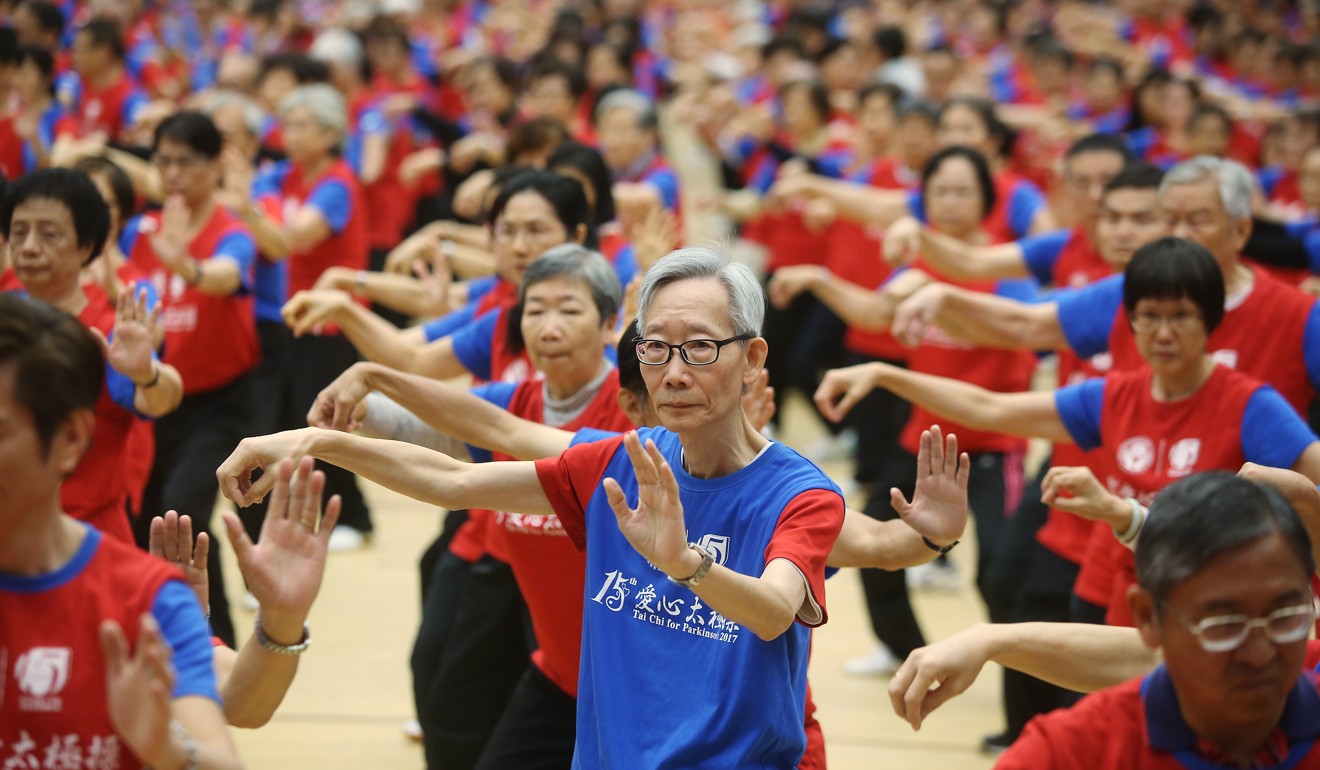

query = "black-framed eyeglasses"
634;333;754;366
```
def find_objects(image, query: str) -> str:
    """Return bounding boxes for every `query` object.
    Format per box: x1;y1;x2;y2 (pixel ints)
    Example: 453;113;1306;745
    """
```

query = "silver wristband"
169;719;199;770
254;617;311;655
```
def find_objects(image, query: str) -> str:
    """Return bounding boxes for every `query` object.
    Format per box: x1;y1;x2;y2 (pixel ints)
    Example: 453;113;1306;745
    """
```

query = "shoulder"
1001;678;1148;768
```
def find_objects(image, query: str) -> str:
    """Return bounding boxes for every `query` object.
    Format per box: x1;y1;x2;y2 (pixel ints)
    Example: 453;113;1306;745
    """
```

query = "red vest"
1072;366;1261;625
984;172;1032;243
281;159;368;296
1106;267;1317;414
128;206;258;394
0;531;183;769
485;371;634;696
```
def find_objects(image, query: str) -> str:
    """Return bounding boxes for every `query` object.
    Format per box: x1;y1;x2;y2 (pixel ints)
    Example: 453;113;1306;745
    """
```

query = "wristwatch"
669;542;715;588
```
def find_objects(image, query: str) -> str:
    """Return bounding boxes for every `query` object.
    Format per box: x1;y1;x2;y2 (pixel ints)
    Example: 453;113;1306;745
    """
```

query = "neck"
1152;355;1216;401
88;62;123;90
544;359;608;402
300;154;334;181
1222;259;1253;297
187;197;216;229
0;508;85;577
32;282;89;316
678;414;768;479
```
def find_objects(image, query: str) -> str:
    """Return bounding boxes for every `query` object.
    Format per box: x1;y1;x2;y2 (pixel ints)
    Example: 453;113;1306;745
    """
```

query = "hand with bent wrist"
1041;465;1132;532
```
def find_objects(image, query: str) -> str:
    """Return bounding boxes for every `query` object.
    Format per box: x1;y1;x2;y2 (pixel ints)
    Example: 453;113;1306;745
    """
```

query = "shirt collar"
1142;663;1320;753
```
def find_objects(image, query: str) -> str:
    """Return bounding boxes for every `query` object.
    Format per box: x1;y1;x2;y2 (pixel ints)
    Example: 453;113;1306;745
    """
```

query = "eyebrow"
643;323;722;338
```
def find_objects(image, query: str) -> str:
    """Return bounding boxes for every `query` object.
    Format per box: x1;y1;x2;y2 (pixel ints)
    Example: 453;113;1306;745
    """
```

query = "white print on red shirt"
1;730;122;770
15;647;69;712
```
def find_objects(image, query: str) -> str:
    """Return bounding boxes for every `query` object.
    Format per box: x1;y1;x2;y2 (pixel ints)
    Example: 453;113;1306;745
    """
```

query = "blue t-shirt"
463;381;519;463
642;165;680;212
1019;229;1075;285
251;163;291;322
1284;219;1320;275
450;307;503;381
1054;377;1315;469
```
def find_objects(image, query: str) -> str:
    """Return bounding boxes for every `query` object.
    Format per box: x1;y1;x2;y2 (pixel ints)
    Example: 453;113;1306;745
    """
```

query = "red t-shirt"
55;72;141;143
280;159;369;296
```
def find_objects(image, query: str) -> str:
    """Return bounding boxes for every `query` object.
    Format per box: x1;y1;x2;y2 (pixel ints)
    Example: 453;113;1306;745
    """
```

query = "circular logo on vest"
1168;438;1201;475
1116;436;1155;474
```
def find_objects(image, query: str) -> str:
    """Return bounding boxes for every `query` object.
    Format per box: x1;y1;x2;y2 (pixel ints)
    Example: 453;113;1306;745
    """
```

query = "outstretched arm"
888;622;1157;731
772;174;912;227
827;426;970;570
885;216;1032;280
814;361;1073;443
891;283;1066;350
217;427;553;516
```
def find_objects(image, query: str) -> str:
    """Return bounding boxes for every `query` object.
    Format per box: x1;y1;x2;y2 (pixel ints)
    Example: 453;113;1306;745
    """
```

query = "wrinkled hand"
282;289;351;337
602;432;690;576
312;266;355;292
413;240;452;315
307;362;376;432
101;614;175;766
93;284;162;384
767;265;828;310
813;362;884;423
149;511;210;614
216;428;317;507
890;282;946;348
1041;466;1127;527
888;624;993;731
891;426;969;546
149;195;192;269
222;457;341;629
882;216;923;266
399;147;445;188
741;368;776;432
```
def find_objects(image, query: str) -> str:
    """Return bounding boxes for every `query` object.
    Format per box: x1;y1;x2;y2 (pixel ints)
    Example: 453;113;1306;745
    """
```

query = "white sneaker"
241;591;260;612
843;644;902;677
802;429;858;462
906;560;962;593
327;526;370;553
401;719;423;742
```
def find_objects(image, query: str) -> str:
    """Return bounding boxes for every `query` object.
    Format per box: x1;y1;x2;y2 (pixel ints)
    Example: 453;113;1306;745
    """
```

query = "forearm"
220;612;303;728
983;622;1157;692
827;516;939;570
238;208;292;261
168;697;243;770
193;259;243;297
682;560;802;642
869;364;1019;435
335;303;423;371
103;147;163;202
809;177;909;227
358;392;473;459
811;273;894;331
919;230;1028;280
358;273;445;317
447;242;496;279
936;289;1064;350
133;363;184;416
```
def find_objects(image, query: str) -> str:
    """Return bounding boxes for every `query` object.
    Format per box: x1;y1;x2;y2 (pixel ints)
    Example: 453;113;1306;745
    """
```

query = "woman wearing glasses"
817;237;1320;629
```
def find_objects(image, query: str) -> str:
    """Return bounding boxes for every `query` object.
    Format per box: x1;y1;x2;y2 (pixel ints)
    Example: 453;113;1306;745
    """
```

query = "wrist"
665;545;704;581
1105;495;1134;531
256;610;308;646
132;361;161;389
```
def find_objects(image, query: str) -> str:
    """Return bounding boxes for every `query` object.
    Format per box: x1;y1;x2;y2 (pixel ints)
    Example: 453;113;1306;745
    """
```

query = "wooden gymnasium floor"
216;393;1008;770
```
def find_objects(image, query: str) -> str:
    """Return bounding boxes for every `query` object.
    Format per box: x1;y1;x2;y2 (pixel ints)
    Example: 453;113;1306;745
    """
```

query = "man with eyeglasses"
886;470;1320;769
218;246;846;768
124;110;259;648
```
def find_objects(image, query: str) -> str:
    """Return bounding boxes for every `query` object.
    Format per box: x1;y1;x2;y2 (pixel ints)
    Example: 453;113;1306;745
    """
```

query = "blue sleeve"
1241;386;1317;468
212;231;257;293
993;277;1043;303
422;301;480;343
907;190;926;222
1304;230;1320;276
121;90;148;131
1056;275;1125;358
150;581;220;702
1006;181;1046;240
120;216;142;256
449;308;499;382
613;244;638;291
308;179;352;234
1303;302;1320;391
1053;378;1106;451
252;161;289;198
571;428;622;447
1018;230;1073;285
1258;166;1286;198
644;167;680;211
466;275;499;302
462;382;520;463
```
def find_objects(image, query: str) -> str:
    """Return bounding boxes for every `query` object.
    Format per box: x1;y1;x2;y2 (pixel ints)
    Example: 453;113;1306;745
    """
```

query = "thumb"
90;326;112;356
222;510;256;567
99;620;129;676
889;487;913;518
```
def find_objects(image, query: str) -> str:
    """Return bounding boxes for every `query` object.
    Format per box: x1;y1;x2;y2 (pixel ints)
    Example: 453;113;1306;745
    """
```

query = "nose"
1171;220;1195;241
1231;624;1278;669
659;350;692;386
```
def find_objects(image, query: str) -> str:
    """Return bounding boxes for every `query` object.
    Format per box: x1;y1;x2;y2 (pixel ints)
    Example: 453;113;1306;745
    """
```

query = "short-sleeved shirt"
533;427;844;768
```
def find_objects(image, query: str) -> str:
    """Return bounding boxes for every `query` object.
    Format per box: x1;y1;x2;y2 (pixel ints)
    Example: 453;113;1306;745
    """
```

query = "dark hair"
762;36;806;63
548;142;617;226
1090;56;1125;82
487;169;595;248
897;99;939;126
15;43;53;83
19;1;64;40
73;156;136;229
0;167;110;263
1188;102;1233;133
1027;33;1074;70
816;36;856;64
1137;472;1314;610
152;111;223;160
779;79;831;126
363;14;409;50
1127;67;1174;132
0;27;16;65
1066;133;1134;166
471;55;519;90
921;145;997;220
0;292;104;455
77;19;125;61
527;56;588;100
872;26;907;61
938;96;1013;158
858;81;905;111
1104;163;1165;195
616;332;646;401
477;165;534;224
505;117;571;163
1123;237;1225;333
259;52;331;86
587;40;633;79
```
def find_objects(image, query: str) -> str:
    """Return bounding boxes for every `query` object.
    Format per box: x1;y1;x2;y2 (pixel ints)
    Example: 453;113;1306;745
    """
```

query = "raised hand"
630;206;678;274
890;426;969;547
882;216;922;266
766;264;827;310
888;624;993;731
282;289;351;337
222;457;341;637
602;432;690;576
149;194;192;270
149;511;210;614
1040;465;1129;528
307;362;375;431
102;285;162;383
813;362;884;423
101;614;176;766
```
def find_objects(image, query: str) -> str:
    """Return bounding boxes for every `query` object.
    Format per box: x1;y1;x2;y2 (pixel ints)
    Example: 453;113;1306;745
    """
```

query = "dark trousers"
240;320;295;543
859;450;1022;658
474;665;577;770
762;282;847;433
410;511;469;723
369;245;411;328
417;555;533;770
136;374;255;648
840;351;910;486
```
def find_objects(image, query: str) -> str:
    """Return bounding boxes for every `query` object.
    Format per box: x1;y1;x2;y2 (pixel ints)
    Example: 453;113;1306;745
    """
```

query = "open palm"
101;286;160;382
603;433;689;575
891;425;969;546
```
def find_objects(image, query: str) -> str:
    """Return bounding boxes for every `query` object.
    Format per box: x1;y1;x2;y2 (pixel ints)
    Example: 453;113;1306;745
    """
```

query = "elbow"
224;705;276;730
751;612;796;643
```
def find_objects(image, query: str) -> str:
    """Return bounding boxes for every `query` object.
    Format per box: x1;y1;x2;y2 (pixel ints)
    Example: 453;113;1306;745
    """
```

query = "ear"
1232;215;1253;253
1127;585;1164;651
616;389;650;427
51;408;95;477
742;336;768;387
573;223;588;245
601;314;618;342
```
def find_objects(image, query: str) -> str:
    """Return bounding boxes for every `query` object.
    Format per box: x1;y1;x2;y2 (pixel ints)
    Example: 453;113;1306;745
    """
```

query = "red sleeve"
1307;639;1320;672
764;488;844;628
534;435;625;551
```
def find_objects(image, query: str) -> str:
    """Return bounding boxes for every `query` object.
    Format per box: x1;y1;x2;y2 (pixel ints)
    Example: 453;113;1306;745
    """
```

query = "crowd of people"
5;0;1320;768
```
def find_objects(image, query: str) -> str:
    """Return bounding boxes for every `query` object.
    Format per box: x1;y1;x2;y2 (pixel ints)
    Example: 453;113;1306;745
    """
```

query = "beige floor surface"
217;393;1005;769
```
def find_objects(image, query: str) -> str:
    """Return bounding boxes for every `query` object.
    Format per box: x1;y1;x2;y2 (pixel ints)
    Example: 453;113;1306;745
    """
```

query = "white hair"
594;88;658;130
1160;155;1254;221
635;246;765;339
310;28;365;72
280;84;348;146
203;90;266;138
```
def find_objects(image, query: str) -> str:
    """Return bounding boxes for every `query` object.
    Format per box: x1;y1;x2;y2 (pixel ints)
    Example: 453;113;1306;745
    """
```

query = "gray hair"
203;90;266;139
279;84;348;146
635;246;765;339
521;243;623;323
1159;155;1254;221
310;28;364;72
594;88;658;130
1136;473;1314;611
